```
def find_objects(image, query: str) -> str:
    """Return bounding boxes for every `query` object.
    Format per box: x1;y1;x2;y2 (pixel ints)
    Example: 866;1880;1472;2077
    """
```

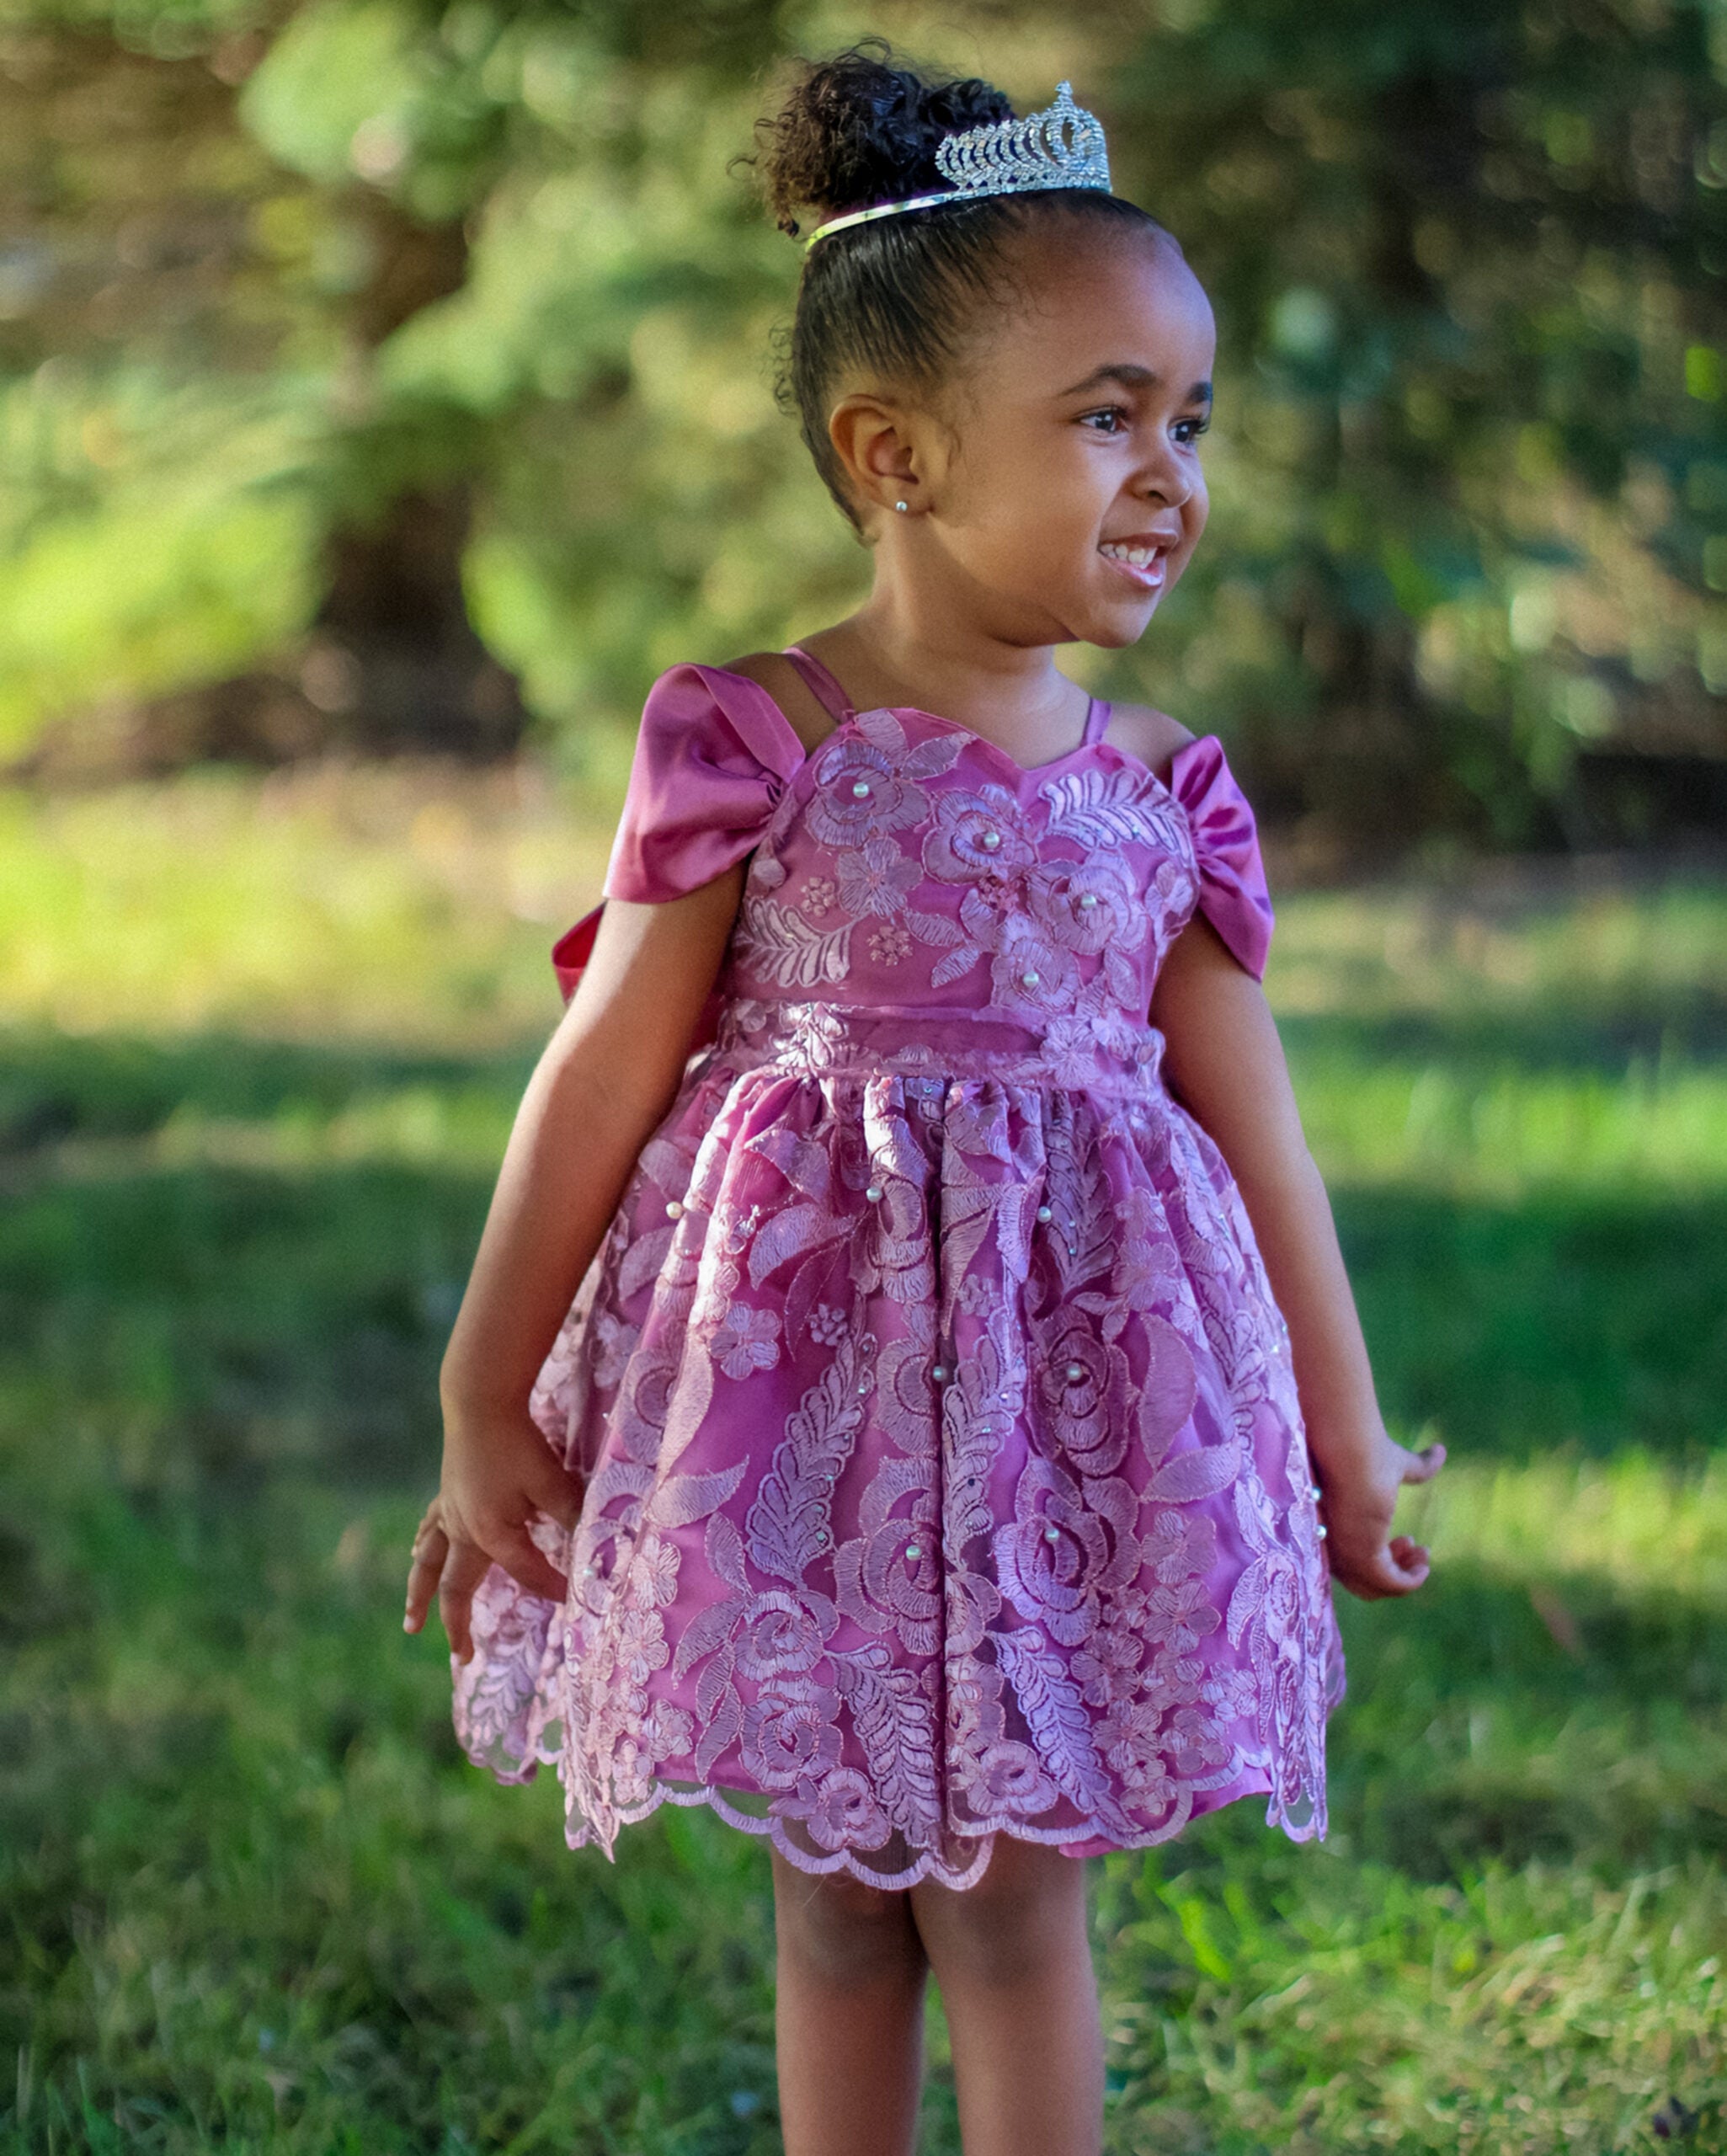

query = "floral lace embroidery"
453;709;1339;1889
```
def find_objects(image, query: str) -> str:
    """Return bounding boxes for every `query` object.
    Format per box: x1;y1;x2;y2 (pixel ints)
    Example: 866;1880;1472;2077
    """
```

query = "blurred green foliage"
0;0;1724;838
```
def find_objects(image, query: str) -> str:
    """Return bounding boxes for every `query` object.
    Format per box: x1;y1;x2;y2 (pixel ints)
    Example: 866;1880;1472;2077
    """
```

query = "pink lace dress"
452;645;1343;1890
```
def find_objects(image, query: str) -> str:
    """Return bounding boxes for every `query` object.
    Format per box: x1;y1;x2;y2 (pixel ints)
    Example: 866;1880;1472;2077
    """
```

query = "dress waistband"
708;997;1167;1095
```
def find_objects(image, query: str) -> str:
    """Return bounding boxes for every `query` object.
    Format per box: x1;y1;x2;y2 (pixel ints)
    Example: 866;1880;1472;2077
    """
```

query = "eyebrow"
1056;363;1213;404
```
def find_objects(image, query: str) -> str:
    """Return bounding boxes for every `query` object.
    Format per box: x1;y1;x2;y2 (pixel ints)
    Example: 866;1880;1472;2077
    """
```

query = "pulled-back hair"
745;41;1166;531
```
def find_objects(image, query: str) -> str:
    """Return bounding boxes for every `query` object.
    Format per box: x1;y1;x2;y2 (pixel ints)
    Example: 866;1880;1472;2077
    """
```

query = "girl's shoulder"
1098;700;1197;787
713;651;836;756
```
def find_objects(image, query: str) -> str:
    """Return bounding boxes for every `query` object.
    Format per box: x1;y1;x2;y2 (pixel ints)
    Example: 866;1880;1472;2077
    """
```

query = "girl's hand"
1318;1432;1447;1601
402;1409;588;1662
398;883;741;1665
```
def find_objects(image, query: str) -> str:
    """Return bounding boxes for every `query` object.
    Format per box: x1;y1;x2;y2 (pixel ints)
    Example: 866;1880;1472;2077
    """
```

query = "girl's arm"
1149;914;1443;1599
404;867;746;1658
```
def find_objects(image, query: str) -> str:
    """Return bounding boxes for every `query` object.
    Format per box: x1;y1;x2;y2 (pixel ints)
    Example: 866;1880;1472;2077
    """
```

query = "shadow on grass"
1335;1184;1727;1459
1332;1558;1727;1876
0;1024;533;1150
1;1152;495;1492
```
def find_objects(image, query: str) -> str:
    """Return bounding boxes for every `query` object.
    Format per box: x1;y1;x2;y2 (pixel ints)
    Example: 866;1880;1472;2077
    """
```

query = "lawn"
3;767;1724;2154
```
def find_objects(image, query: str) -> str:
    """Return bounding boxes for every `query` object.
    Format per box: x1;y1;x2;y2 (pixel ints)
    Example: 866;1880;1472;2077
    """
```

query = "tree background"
3;0;1725;857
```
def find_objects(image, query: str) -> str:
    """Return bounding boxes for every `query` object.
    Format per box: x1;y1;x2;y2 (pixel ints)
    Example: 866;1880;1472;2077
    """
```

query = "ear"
828;392;922;519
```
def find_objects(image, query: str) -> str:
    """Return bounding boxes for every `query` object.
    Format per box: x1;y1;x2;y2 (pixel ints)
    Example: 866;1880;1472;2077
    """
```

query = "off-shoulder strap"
1166;735;1276;981
600;663;802;906
1081;695;1112;746
552;659;803;1040
781;643;857;723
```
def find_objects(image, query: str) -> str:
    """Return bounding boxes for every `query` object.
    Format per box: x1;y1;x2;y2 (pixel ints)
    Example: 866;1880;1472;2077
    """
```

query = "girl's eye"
1079;407;1212;444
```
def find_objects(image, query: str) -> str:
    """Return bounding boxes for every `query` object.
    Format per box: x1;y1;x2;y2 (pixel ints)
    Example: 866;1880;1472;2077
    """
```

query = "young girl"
402;46;1442;2153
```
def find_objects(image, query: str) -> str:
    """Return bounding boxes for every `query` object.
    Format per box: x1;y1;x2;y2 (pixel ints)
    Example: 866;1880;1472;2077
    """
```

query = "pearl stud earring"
894;499;909;512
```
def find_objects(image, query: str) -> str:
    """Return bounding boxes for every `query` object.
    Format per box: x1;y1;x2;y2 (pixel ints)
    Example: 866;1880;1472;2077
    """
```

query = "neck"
825;571;1081;736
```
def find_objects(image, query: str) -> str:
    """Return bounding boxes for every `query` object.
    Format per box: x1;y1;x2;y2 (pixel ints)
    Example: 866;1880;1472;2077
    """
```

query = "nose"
1135;447;1193;510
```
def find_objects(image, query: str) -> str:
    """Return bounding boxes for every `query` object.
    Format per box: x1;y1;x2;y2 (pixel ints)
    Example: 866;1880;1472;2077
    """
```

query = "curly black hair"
744;41;1166;531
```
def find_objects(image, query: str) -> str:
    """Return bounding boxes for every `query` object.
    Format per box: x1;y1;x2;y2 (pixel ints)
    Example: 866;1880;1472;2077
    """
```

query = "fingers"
1334;1535;1431;1600
1399;1439;1447;1485
403;1470;576;1664
493;1520;571;1605
525;1449;589;1534
403;1506;448;1635
1384;1533;1431;1583
438;1538;492;1664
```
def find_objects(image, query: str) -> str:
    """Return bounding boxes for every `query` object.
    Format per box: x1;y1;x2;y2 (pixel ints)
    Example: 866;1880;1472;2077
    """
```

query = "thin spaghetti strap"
781;643;857;723
1082;695;1112;747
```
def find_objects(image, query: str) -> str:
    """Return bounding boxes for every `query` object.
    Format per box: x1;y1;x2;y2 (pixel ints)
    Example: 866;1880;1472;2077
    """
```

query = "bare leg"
910;1838;1103;2156
770;1848;930;2156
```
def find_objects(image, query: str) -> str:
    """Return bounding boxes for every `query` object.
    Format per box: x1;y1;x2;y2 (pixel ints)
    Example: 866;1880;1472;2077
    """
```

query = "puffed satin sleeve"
1166;734;1276;981
552;664;802;1003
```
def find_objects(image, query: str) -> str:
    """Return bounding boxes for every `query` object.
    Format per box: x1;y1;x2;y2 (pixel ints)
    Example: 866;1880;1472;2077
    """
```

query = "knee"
774;1860;921;1988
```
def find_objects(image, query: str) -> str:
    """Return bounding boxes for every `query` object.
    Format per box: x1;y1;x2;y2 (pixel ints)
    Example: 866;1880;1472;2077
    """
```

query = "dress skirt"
452;1001;1343;1892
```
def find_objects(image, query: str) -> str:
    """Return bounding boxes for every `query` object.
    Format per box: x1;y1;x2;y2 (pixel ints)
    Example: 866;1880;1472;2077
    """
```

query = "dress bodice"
553;654;1274;1090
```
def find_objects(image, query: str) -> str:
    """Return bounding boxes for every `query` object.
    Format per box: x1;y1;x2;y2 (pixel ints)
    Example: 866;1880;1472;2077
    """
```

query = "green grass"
2;771;1724;2153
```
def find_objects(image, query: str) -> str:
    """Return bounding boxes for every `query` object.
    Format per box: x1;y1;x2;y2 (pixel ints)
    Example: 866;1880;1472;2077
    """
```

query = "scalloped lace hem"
478;1752;1309;1891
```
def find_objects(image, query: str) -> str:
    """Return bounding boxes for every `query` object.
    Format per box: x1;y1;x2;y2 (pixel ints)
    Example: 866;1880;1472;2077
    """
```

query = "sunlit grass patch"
1410;1452;1727;1603
1334;1455;1727;1878
0;766;613;1048
1098;1853;1727;2155
1271;871;1727;1201
1268;873;1727;1033
1291;1042;1727;1196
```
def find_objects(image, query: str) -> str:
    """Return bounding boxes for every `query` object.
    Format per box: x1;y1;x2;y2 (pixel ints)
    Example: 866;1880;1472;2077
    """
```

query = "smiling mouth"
1098;541;1169;590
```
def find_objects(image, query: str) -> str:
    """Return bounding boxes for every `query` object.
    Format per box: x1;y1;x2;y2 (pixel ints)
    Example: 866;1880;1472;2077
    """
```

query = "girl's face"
909;228;1216;650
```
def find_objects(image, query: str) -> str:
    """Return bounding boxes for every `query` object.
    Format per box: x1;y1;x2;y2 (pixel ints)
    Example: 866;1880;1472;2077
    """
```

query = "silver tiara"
804;83;1113;250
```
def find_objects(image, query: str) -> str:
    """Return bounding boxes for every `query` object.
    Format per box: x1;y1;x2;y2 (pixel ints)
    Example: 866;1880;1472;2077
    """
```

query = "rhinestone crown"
805;83;1113;250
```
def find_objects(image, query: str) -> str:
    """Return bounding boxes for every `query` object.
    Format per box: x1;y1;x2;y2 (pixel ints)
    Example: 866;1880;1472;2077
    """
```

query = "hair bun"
750;41;1015;236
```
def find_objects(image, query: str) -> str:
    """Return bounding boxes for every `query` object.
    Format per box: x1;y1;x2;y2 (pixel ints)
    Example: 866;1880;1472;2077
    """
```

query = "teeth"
1101;542;1163;567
